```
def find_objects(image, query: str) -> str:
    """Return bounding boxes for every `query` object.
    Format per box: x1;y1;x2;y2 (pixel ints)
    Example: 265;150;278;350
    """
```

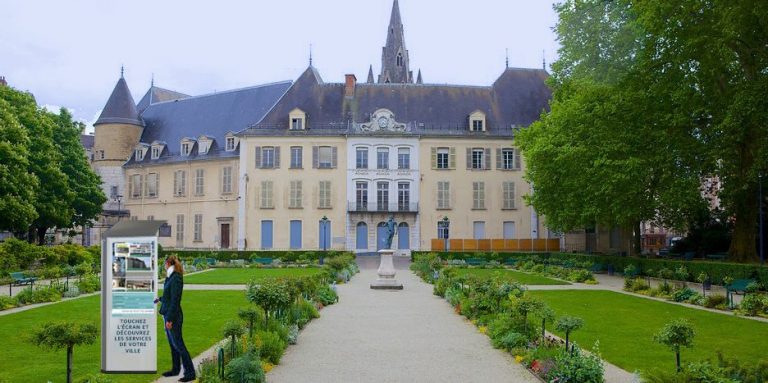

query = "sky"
1;0;561;133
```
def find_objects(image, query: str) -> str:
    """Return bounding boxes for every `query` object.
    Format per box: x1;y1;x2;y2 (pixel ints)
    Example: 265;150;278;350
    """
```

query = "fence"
430;238;560;252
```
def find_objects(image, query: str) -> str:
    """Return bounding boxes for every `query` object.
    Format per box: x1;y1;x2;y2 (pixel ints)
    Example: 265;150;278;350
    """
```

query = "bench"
727;279;754;294
10;272;37;286
705;252;727;261
465;258;487;266
206;258;217;266
192;257;205;266
230;259;246;266
589;263;604;273
251;257;273;265
683;252;695;261
503;258;519;266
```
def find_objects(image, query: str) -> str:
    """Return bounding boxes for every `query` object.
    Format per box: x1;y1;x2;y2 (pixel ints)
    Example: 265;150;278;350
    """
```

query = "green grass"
452;268;570;285
0;290;249;383
184;267;324;284
530;290;768;374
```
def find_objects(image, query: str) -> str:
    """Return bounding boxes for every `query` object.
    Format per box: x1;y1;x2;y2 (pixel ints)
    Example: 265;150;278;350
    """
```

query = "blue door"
377;222;387;250
290;220;302;249
398;223;409;250
356;222;368;250
261;220;273;249
318;220;331;250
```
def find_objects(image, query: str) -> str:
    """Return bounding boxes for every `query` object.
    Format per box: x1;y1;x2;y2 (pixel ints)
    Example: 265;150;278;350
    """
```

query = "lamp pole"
320;216;328;265
760;173;764;265
114;194;123;222
442;216;450;252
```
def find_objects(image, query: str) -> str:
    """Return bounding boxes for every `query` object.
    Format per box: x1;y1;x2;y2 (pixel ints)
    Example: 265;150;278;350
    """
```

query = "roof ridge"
145;80;293;107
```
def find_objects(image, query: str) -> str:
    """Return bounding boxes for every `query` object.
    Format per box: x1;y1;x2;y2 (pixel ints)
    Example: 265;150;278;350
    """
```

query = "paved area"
268;256;540;383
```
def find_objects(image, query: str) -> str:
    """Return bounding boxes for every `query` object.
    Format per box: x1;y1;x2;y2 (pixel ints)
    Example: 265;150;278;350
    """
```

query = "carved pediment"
360;109;407;133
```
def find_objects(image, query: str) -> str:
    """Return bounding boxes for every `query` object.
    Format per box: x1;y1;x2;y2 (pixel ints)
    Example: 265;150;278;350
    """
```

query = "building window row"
430;147;521;170
435;181;516;210
354;181;411;211
355;146;411;170
260;180;334;209
128;166;233;199
256;146;338;169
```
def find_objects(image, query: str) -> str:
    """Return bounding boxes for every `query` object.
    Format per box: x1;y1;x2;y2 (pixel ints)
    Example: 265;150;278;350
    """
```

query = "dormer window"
197;136;212;155
289;108;306;130
181;142;192;156
135;149;144;161
469;110;486;132
151;146;161;159
226;136;236;151
134;144;149;161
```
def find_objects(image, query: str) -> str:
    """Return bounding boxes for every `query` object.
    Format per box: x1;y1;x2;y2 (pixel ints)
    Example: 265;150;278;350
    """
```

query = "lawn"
0;290;249;383
452;268;570;285
530;290;768;374
184;267;324;284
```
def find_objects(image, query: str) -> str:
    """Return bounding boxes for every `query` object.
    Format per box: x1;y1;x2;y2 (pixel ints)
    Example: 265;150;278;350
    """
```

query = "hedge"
414;251;768;285
160;249;354;263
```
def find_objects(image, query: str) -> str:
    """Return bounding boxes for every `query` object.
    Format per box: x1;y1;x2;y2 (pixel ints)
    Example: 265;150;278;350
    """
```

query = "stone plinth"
370;249;403;290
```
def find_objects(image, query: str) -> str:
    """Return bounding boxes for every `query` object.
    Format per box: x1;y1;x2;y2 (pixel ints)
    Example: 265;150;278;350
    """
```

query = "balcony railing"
348;202;419;213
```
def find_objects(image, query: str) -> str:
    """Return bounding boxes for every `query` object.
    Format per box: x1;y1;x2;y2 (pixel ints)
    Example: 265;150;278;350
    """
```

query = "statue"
383;216;397;249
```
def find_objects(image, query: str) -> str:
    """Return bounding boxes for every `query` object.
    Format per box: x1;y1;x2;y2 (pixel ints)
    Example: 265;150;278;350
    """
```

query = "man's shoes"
178;376;196;382
161;371;179;377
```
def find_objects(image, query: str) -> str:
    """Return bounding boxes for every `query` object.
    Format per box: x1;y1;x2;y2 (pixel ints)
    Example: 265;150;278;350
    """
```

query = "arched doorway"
397;222;409;249
356;222;368;250
377;222;388;250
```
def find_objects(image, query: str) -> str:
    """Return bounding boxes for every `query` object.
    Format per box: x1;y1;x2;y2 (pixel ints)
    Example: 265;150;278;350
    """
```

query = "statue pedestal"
370;249;403;290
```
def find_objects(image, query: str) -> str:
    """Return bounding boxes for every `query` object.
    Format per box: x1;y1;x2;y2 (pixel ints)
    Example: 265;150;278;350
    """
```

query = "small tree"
674;266;689;287
555;316;584;351
537;305;556;341
246;278;292;324
658;268;673;289
238;306;264;337
696;272;708;296
30;321;97;383
512;294;544;334
654;318;695;372
223;320;245;358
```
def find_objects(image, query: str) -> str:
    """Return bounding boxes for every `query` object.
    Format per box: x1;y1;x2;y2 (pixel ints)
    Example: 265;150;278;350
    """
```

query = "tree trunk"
633;221;642;255
36;226;48;246
565;332;569;350
675;350;681;372
67;346;73;383
541;319;546;341
729;186;758;262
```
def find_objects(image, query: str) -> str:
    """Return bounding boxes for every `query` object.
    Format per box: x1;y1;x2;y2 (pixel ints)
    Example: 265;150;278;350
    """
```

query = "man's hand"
165;321;173;330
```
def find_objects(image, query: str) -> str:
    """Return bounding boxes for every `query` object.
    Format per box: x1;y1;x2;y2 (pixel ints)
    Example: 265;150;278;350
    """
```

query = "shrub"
197;357;224;383
314;285;338;306
287;324;299;345
547;345;605;383
62;285;80;298
256;330;286;365
493;331;528;351
15;286;61;305
75;374;115;383
568;269;594;283
643;361;738;383
555;316;584;350
655;319;695;372
77;274;100;294
0;295;17;310
704;295;728;309
738;294;767;316
672;287;697;303
224;351;265;383
246;279;292;322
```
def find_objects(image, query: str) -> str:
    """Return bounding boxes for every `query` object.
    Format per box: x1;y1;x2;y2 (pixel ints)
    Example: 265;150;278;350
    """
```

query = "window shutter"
496;148;502;169
173;172;178;196
511;182;516;208
155;174;159;196
129;176;134;198
430;148;437;169
254;146;262;168
484;148;491;170
466;148;472;169
274;146;280;168
297;181;302;207
514;149;521;170
449;147;456;169
139;175;144;197
312;146;319;169
331;147;338;168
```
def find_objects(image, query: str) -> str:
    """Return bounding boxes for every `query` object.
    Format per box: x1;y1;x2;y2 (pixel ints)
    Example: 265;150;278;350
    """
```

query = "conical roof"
95;76;142;126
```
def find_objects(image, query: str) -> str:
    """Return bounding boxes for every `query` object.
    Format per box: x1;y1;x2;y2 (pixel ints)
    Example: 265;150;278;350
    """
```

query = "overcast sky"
1;0;560;132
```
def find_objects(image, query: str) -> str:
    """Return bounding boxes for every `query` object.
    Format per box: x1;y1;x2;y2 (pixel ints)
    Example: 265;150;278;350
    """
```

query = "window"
471;149;485;169
193;214;203;242
110;185;118;199
221;166;233;194
198;140;209;154
377;148;389;169
290;147;303;169
377;182;389;211
469;111;486;132
318;146;332;169
398;182;410;211
319;181;331;208
436;148;449;169
290;180;303;208
130;174;142;199
176;214;184;242
262;147;275;168
291;118;303;130
147;215;154;221
397;148;410;169
471;119;484;131
502;182;516;209
194;169;205;196
135;149;144;161
396;52;403;67
151;146;161;159
260;181;273;208
181;142;191;156
356;148;369;169
473;221;486;239
503;221;516;239
499;148;520;170
173;170;186;196
437;181;450;209
473;181;485;209
356;182;368;210
146;173;158;198
225;136;236;151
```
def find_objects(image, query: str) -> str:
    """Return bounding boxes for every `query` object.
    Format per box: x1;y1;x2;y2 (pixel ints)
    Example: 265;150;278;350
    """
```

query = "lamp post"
320;216;328;265
760;173;764;265
441;216;450;252
114;194;123;222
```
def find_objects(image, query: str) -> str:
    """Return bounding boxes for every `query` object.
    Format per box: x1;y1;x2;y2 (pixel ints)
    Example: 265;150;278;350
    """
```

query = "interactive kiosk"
101;221;165;374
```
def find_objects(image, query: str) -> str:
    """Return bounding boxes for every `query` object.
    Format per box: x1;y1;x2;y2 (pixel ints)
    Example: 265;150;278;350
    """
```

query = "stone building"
92;0;557;253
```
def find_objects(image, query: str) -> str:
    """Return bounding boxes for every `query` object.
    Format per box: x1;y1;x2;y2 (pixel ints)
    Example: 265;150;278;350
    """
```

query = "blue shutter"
397;223;410;250
290;220;302;249
261;220;273;249
356;222;368;250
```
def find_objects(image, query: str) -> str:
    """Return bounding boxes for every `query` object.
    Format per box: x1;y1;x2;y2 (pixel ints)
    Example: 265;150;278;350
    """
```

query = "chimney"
344;74;357;98
0;76;6;86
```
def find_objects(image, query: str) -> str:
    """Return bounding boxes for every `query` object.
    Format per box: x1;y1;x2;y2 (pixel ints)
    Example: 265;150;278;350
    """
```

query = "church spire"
378;0;412;84
367;65;375;83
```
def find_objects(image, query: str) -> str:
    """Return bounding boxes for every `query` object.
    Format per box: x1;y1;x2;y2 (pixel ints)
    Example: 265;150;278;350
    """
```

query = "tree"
555;315;584;351
537;305;556;341
50;108;105;238
222;320;245;358
511;294;545;335
654;319;695;372
246;279;291;324
30;321;97;383
0;96;38;232
238;306;265;337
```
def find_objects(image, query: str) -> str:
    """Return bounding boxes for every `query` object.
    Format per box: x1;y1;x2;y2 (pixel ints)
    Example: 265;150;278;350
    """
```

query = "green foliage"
556;315;584;349
493;332;528;351
655;318;695;370
76;274;100;294
30;321;97;350
738;294;768;317
222;320;245;340
246;278;292;320
224;351;265;383
14;286;62;305
672;287;697;303
238;306;264;336
75;374;115;383
547;345;605;383
196;357;223;383
256;330;286;365
643;361;738;383
314;285;338;306
0;295;18;310
163;249;353;263
287;324;299;345
703;295;728;309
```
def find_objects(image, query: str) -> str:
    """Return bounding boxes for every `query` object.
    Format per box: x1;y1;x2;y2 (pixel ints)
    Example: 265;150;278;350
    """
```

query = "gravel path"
267;258;539;383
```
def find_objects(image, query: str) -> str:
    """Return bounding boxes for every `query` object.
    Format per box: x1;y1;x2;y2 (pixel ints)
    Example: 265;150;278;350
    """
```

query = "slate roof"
137;86;190;112
242;66;551;138
95;77;143;126
124;81;292;166
80;134;94;150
